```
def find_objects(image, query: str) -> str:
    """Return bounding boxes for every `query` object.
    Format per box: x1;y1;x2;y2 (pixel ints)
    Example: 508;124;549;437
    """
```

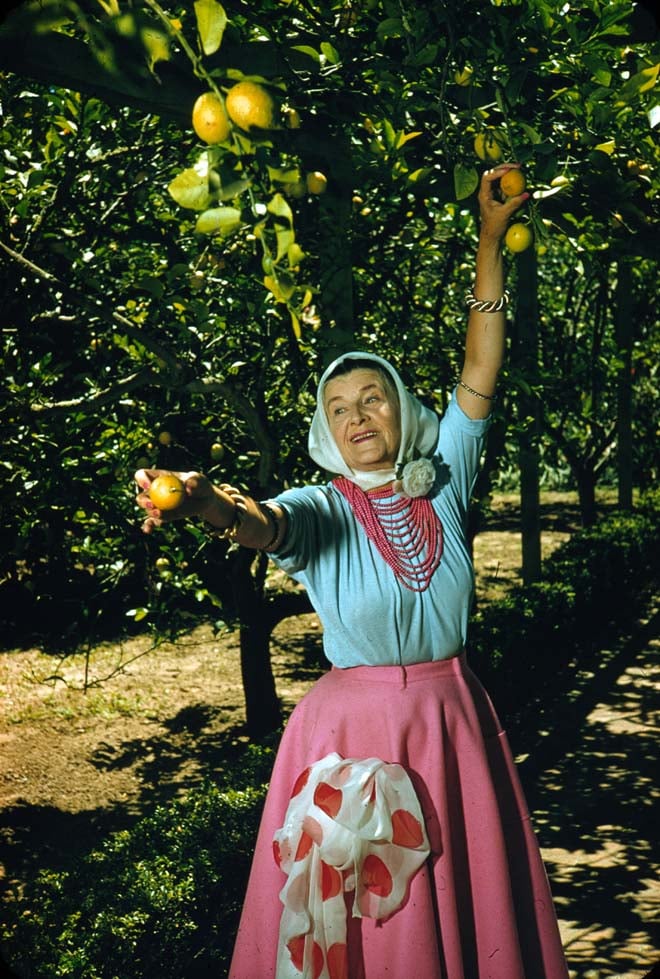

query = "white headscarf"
308;351;439;491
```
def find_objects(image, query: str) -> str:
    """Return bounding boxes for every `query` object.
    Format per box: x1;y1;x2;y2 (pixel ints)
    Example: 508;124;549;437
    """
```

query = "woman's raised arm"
458;164;529;419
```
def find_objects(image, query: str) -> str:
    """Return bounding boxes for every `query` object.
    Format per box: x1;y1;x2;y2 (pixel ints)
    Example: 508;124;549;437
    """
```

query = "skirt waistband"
330;650;466;686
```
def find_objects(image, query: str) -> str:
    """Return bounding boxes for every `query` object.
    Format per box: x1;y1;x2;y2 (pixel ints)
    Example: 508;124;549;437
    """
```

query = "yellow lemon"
474;129;505;162
225;81;276;132
499;169;526;197
192;92;231;144
504;223;534;253
306;171;328;194
149;474;186;511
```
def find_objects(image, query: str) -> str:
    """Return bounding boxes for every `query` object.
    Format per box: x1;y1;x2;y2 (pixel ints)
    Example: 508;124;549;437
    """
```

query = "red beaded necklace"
333;477;443;592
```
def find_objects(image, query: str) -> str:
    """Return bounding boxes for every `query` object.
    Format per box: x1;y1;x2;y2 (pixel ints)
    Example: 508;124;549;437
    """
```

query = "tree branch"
3;242;278;480
0;239;179;368
30;367;155;413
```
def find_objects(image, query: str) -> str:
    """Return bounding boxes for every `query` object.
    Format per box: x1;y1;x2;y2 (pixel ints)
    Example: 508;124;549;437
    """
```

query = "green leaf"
140;26;170;71
377;18;403;39
266;193;293;225
583;54;612;87
266;166;301;184
394;130;422;150
287;242;305;267
195;206;242;236
194;0;227;56
407;167;431;184
264;272;295;302
218;178;251;201
618;63;660;103
291;44;320;62
407;44;438;67
382;118;396;150
453;163;479;201
519;122;542;145
274;227;295;263
289;307;301;340
320;42;339;65
167;168;213;211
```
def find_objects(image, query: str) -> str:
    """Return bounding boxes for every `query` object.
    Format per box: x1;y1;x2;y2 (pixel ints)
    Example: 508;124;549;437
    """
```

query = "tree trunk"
313;135;356;362
232;548;281;738
574;463;598;526
514;247;542;583
232;548;316;739
614;258;634;510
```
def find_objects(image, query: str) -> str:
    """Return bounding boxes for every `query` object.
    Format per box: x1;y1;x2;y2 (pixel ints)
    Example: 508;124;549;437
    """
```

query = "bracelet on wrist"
259;501;284;551
204;484;248;540
465;289;509;313
458;378;497;402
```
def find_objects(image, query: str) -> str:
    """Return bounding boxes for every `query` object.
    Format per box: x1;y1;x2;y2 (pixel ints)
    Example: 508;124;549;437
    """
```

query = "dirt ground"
0;496;569;823
1;493;657;978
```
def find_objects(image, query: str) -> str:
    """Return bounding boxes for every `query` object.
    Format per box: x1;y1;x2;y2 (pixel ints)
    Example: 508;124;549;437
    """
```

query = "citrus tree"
1;0;658;732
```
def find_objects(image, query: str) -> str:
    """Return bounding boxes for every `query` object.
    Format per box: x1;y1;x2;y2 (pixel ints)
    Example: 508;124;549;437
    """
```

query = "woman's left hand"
478;163;529;244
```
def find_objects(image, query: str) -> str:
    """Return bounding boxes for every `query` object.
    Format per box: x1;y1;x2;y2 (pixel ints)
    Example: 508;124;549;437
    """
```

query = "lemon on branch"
474;129;505;162
504;223;534;253
192;92;231;144
306;171;328;195
225;81;276;132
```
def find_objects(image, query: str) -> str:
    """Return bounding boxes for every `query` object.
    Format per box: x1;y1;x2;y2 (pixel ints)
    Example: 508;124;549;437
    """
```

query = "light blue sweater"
270;392;490;667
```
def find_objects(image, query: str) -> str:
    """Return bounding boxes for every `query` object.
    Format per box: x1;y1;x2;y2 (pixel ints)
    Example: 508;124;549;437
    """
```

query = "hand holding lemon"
478;163;530;246
134;468;227;534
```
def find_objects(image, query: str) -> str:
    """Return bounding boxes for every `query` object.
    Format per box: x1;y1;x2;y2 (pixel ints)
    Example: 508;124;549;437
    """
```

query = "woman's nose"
349;403;368;424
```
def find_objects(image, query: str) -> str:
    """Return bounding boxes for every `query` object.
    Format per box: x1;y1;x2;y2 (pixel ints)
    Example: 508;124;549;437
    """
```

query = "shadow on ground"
0;629;327;905
514;606;660;978
1;603;657;979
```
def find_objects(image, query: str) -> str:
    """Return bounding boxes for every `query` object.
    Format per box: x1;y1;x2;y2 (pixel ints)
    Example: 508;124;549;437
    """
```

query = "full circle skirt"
228;653;569;979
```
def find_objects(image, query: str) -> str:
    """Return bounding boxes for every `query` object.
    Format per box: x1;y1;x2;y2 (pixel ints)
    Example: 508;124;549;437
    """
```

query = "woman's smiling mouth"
351;430;378;444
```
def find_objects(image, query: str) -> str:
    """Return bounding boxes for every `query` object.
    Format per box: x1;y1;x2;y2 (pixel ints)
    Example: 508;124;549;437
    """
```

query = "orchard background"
1;0;658;737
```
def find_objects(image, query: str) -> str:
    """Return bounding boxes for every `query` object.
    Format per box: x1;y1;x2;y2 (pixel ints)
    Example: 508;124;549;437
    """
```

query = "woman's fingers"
133;469;215;533
478;163;530;237
140;515;162;534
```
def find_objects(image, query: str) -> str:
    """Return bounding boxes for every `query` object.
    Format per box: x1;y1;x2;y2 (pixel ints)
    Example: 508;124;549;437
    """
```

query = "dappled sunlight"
525;631;659;978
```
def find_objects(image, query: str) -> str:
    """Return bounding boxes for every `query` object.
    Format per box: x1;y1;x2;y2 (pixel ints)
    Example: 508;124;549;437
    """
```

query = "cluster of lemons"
191;82;327;197
474;129;534;253
192;81;274;142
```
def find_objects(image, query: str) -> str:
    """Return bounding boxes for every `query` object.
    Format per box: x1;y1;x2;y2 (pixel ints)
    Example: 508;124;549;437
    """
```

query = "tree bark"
232;549;281;738
232;548;315;739
614;258;634;510
312;134;356;363
574;464;598;526
514;247;542;583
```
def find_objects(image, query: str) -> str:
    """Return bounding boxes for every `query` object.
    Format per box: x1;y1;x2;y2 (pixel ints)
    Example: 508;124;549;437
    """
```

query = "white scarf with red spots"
273;752;430;979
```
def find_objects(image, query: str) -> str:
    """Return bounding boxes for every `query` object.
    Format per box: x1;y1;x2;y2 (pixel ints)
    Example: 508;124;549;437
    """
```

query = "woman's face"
324;368;401;471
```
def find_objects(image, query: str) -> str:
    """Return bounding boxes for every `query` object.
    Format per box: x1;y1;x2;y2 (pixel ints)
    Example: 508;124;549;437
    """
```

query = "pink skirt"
229;653;569;979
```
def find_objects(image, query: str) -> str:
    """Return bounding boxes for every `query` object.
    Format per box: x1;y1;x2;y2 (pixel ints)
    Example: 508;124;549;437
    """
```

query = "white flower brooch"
392;457;436;498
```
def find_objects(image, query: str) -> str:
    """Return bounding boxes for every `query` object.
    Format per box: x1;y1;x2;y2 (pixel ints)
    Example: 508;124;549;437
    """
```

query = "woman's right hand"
134;468;231;534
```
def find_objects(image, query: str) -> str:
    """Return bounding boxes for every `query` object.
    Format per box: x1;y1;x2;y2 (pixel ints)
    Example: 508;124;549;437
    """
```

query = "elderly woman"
135;166;569;979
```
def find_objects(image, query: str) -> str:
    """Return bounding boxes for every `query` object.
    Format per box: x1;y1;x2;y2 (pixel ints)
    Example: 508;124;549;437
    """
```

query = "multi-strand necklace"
333;477;443;592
